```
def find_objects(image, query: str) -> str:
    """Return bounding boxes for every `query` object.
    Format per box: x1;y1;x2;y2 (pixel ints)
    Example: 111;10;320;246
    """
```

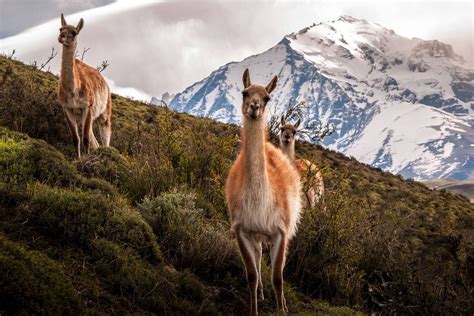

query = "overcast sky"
0;0;114;38
0;0;472;100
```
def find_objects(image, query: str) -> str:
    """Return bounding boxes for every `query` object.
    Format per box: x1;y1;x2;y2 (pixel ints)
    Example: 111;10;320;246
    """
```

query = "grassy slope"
0;55;473;315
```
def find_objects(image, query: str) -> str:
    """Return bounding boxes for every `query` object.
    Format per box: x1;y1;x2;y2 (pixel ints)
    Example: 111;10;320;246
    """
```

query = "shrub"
77;147;131;184
287;166;474;314
288;169;368;308
89;238;219;315
0;134;30;186
0;127;116;195
26;183;162;263
0;60;72;154
138;189;240;281
0;234;83;314
76;146;139;199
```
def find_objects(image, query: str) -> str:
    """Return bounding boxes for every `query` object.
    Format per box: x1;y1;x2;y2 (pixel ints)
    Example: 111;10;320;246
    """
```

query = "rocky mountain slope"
423;179;474;202
170;16;474;180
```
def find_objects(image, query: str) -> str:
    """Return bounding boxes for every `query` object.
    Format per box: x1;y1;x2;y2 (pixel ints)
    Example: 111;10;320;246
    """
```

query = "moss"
90;238;218;315
90;238;168;311
26;183;162;263
0;135;31;186
77;146;132;187
0;127;116;196
24;137;79;186
299;300;365;316
0;234;83;314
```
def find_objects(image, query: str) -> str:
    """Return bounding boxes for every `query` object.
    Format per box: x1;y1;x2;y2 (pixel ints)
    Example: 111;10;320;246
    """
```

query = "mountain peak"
288;15;391;46
290;15;374;38
170;16;474;180
336;15;366;23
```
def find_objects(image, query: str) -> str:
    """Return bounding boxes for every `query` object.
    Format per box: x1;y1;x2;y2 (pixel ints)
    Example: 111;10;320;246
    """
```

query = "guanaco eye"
242;90;249;98
263;96;270;102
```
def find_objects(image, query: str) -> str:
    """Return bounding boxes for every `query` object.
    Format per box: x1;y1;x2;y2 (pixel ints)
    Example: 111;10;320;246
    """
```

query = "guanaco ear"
76;18;84;33
294;118;301;129
242;68;251;88
265;75;277;94
61;13;67;27
280;115;285;127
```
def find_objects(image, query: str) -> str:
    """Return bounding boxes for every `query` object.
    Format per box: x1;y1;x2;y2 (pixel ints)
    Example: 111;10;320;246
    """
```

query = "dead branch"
97;60;109;73
80;47;90;61
300;121;335;143
267;100;334;143
38;47;57;71
6;49;15;59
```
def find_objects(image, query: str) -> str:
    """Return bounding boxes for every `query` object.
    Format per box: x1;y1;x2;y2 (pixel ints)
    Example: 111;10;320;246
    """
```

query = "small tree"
267;100;334;144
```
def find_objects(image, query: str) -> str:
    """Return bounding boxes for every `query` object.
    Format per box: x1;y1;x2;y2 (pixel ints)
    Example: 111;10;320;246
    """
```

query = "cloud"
1;0;472;99
0;0;114;38
106;78;151;102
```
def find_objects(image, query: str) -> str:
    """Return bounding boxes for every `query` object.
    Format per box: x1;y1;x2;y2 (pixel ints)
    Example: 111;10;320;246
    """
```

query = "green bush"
0;134;30;186
0;127;116;195
77;146;132;188
287;166;474;314
26;183;162;263
89;238;219;315
0;60;72;154
0;234;83;314
288;169;368;308
139;189;240;281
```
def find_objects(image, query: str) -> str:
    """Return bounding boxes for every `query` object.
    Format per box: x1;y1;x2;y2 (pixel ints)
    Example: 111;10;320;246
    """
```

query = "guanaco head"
58;14;84;47
279;116;301;146
241;68;277;121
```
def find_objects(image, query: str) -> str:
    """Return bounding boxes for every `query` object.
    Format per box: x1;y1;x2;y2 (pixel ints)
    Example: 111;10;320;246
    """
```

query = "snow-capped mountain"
150;92;176;107
170;16;474;180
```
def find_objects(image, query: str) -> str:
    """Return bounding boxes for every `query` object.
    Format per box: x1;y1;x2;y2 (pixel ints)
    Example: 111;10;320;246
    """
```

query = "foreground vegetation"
0;55;473;315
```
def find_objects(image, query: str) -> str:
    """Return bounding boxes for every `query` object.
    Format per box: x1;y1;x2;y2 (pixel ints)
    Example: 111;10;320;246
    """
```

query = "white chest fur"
236;178;285;238
62;90;88;110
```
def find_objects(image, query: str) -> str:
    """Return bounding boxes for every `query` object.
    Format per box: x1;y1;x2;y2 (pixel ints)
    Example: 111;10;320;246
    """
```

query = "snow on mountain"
150;92;175;106
170;15;474;180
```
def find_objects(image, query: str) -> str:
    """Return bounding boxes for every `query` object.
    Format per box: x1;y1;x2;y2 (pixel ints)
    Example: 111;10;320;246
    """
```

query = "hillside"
0;55;473;315
423;179;474;203
169;16;474;181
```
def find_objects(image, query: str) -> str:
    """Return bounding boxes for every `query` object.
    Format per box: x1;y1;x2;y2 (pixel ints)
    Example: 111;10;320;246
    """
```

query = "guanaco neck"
242;116;268;187
60;43;77;93
280;142;295;164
